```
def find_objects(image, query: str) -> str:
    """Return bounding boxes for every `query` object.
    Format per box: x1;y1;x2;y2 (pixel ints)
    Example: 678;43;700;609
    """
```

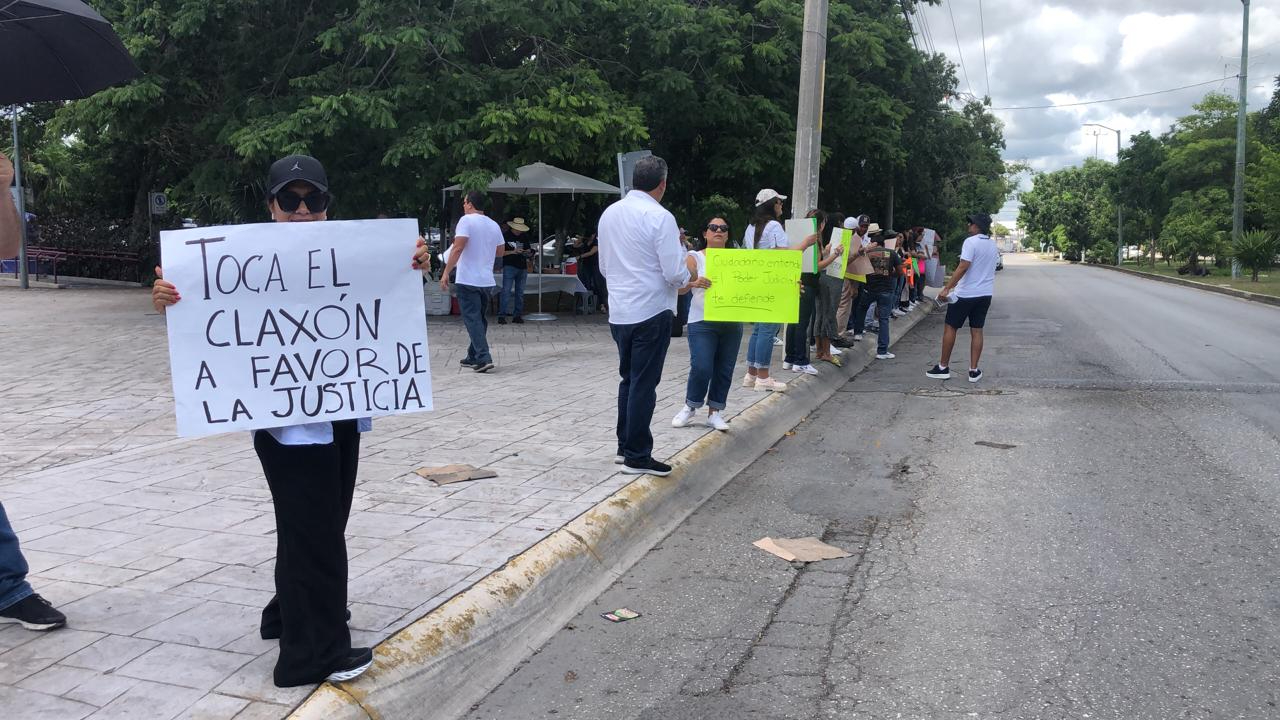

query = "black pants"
254;420;359;687
610;310;673;462
784;278;818;366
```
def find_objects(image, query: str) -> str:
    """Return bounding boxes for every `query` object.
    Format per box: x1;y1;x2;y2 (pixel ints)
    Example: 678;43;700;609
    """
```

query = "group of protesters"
602;155;998;477
1;149;996;695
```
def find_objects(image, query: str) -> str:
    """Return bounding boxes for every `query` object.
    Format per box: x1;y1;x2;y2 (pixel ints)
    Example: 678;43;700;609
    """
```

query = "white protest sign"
161;219;432;437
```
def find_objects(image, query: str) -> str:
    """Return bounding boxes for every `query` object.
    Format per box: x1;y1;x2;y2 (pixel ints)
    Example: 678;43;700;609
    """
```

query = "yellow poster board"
825;229;852;279
703;249;801;323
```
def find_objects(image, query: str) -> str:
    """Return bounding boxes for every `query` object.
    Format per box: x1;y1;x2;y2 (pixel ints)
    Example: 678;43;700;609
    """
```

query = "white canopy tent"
442;162;620;321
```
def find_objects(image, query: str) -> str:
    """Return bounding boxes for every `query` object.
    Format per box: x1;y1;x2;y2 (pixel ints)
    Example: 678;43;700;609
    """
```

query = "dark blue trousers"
610;311;673;462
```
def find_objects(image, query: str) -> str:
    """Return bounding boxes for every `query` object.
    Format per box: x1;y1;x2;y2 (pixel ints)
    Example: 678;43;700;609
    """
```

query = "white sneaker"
754;377;788;392
853;334;864;341
876;352;896;360
741;373;756;389
782;362;793;371
672;406;696;428
891;309;906;318
831;346;844;356
794;364;820;376
706;412;730;431
772;336;784;346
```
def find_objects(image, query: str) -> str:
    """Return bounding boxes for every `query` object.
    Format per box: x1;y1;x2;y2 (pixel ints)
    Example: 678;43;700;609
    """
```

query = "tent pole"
10;107;29;289
526;193;556;321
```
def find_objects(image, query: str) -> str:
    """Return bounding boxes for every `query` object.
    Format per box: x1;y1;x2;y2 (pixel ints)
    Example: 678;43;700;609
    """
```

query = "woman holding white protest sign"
152;154;425;688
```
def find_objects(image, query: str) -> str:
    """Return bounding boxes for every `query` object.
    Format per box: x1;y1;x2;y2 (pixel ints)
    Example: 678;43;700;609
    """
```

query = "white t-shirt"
453;213;504;287
743;220;788;250
955;233;998;298
687;251;708;324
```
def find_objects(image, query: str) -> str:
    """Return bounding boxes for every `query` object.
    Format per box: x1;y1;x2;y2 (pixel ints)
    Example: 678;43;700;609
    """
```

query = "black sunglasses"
275;190;331;213
706;223;730;232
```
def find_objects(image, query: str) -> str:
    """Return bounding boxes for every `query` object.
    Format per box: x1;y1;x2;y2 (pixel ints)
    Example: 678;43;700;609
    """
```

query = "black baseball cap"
268;154;329;195
966;212;992;229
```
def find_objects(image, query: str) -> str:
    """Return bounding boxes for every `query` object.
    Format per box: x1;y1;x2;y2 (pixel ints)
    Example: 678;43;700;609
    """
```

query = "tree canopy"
7;0;1011;275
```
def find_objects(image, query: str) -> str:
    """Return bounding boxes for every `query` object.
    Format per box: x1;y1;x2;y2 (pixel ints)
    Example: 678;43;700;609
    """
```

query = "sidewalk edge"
288;304;935;720
1093;264;1280;308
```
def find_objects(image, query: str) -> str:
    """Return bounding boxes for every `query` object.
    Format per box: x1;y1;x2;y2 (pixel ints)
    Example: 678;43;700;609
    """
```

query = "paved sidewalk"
0;287;845;719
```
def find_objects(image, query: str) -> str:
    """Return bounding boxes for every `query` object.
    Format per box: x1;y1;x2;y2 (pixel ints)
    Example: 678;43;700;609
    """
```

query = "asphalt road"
464;255;1280;720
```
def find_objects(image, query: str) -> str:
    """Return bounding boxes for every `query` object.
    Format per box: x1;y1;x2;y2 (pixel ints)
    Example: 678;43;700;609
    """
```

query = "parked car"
996;250;1004;271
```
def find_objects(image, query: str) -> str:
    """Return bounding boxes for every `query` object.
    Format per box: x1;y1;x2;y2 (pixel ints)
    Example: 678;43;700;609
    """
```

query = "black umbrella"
1;0;140;287
0;0;141;105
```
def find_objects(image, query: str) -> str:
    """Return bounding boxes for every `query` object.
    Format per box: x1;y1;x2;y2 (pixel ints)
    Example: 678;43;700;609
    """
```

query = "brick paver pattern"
0;287;791;719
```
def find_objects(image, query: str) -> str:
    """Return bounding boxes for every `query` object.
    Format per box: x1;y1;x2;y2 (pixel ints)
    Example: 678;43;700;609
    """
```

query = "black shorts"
945;295;992;329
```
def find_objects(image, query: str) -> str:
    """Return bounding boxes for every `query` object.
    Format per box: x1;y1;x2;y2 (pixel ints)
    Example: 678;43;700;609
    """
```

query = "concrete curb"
1093;264;1280;308
289;303;937;720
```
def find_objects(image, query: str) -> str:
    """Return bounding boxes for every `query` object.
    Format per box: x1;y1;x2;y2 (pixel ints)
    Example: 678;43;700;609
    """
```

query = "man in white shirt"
598;156;694;477
927;213;999;383
441;191;506;373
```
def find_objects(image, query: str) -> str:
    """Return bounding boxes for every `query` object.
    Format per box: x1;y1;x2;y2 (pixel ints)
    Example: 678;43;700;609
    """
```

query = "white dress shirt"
598;190;690;325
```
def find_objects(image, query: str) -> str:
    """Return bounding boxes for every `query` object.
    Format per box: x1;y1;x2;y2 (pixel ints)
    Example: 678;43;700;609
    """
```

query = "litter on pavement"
601;608;642;623
413;464;499;485
753;537;852;563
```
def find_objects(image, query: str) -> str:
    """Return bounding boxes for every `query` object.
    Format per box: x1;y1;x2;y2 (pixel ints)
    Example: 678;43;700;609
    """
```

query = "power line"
917;6;936;56
900;0;920;53
989;76;1239;111
944;0;974;96
978;0;991;99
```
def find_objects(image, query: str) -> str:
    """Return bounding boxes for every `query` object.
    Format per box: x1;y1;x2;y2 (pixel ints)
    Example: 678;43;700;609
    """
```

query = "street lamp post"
1084;123;1123;266
1231;0;1250;279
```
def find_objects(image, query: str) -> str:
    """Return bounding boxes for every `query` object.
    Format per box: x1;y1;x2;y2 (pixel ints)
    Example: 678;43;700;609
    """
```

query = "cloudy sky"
912;0;1280;221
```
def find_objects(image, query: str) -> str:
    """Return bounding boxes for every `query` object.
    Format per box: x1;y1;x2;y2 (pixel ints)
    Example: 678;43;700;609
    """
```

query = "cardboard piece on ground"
753;537;852;563
413;464;498;486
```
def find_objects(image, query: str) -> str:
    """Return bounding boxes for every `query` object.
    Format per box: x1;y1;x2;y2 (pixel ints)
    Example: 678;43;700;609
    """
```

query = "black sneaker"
459;358;479;368
497;316;507;325
926;365;951;380
0;593;66;631
968;368;983;383
325;647;374;683
473;362;495;373
513;316;525;324
621;458;673;477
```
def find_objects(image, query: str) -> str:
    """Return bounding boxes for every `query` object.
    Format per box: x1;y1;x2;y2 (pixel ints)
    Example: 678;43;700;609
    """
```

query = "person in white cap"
741;189;791;392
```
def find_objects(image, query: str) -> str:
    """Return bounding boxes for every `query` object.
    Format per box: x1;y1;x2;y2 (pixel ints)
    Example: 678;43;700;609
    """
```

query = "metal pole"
1231;0;1250;279
10;107;29;289
789;0;829;219
1116;131;1124;266
526;193;555;321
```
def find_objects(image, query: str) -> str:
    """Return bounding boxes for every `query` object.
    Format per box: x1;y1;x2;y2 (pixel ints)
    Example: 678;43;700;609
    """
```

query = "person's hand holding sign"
152;267;180;313
690;276;711;290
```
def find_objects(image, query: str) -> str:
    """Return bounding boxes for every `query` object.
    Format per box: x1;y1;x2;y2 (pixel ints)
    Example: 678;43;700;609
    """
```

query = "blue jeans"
0;502;34;612
500;266;527;317
746;323;780;370
870;289;893;353
784;280;817;366
685;321;744;411
455;284;493;365
610;311;673;462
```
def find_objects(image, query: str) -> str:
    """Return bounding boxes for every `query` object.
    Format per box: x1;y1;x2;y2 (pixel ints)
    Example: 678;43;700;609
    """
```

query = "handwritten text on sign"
161;219;432;437
702;248;801;324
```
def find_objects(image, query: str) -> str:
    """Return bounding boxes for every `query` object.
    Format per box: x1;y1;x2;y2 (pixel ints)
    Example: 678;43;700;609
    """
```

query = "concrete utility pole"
1085;123;1124;266
790;0;829;219
1232;0;1250;279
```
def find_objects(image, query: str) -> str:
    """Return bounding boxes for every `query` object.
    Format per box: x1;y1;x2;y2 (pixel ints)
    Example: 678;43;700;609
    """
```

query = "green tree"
1113;131;1169;266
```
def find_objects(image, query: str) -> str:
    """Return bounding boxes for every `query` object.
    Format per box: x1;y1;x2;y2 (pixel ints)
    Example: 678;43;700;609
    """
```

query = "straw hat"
507;217;530;232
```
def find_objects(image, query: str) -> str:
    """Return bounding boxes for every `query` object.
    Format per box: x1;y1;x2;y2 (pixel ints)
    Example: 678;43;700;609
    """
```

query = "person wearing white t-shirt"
672;216;742;432
927;213;999;383
441;191;506;373
741;189;794;392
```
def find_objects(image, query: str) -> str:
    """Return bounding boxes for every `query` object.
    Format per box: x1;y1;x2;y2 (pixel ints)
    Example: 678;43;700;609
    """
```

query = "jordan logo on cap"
290;162;302;171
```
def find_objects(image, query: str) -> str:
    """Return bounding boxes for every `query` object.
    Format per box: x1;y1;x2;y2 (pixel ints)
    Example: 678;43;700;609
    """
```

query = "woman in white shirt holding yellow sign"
673;217;741;432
